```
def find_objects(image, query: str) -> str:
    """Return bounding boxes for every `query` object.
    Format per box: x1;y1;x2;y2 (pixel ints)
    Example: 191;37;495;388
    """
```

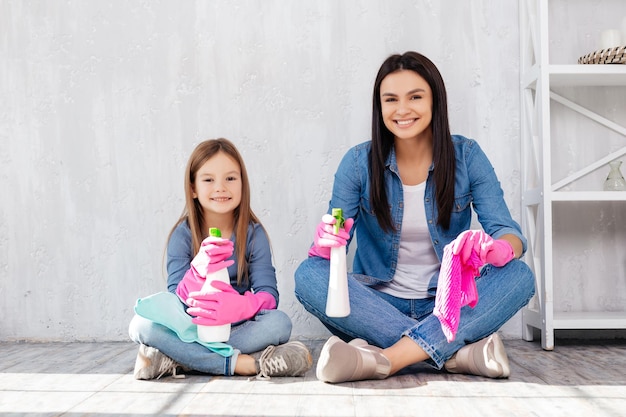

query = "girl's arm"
166;221;194;294
245;223;279;307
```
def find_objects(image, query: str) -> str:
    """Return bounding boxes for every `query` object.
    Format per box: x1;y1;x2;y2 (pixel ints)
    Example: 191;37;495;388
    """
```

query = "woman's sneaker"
316;336;391;383
444;332;510;378
133;344;185;380
255;341;313;379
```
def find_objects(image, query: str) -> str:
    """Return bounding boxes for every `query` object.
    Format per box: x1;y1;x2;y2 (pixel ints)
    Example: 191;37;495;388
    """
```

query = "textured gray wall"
2;0;622;342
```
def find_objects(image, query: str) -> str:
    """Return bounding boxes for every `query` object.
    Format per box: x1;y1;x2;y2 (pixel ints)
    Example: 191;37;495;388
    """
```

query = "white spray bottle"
325;208;350;317
196;227;231;343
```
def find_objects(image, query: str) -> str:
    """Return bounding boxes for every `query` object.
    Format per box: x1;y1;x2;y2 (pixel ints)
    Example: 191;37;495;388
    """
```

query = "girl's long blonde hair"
167;138;262;285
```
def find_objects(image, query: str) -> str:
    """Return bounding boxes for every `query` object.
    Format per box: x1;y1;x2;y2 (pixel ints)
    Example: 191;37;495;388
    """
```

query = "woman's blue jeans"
294;256;535;369
128;309;292;375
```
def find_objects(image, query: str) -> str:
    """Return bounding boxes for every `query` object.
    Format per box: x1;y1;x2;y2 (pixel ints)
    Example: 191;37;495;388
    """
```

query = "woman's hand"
308;214;354;259
450;230;515;267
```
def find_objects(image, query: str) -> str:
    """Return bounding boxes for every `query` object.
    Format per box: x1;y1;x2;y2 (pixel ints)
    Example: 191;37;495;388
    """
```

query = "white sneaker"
316;336;391;383
444;333;510;378
133;344;184;380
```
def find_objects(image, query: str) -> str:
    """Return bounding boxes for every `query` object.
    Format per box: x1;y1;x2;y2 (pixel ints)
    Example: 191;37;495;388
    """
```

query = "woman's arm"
498;233;523;259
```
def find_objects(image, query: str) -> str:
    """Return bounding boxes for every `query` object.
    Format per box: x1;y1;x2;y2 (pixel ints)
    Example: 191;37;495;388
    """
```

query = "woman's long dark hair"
369;51;456;231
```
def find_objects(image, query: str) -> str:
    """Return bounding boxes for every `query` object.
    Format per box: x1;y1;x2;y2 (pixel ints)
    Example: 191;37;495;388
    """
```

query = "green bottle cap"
209;227;222;238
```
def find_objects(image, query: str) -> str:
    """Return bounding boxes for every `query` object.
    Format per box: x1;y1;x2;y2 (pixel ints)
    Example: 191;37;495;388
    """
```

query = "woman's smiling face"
380;69;433;142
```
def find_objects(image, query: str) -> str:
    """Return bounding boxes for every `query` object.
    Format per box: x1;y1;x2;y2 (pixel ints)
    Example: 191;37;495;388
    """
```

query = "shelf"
549;64;626;86
553;311;626;329
550;191;626;201
520;0;626;350
523;64;626;88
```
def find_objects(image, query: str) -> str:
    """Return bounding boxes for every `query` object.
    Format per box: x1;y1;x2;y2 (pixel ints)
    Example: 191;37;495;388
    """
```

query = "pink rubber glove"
191;236;235;277
176;237;235;302
308;214;354;259
450;230;515;267
186;281;277;326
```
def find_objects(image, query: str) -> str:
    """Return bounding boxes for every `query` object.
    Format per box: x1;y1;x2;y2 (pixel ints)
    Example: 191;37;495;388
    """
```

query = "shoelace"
255;345;288;380
155;356;185;380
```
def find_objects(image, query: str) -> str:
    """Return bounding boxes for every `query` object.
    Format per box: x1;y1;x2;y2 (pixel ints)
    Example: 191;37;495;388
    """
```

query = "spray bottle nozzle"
331;208;344;235
209;227;222;238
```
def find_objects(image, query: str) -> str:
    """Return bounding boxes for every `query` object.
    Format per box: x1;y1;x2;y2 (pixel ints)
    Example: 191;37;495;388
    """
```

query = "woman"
294;51;535;383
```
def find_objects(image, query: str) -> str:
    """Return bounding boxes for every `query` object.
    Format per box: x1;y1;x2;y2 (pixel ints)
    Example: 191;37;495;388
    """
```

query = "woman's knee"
510;259;536;298
294;257;328;296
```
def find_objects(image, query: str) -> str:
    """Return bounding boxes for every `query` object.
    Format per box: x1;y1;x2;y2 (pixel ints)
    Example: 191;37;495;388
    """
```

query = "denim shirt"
166;220;279;305
327;135;526;296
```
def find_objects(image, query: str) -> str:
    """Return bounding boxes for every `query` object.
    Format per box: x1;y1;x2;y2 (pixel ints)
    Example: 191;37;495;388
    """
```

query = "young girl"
129;138;312;379
294;52;536;383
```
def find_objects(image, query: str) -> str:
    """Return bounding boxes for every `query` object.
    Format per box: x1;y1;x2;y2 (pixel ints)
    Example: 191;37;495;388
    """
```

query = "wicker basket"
578;46;626;64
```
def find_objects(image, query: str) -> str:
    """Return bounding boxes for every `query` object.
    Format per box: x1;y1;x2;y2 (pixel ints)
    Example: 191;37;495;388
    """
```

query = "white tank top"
378;182;440;299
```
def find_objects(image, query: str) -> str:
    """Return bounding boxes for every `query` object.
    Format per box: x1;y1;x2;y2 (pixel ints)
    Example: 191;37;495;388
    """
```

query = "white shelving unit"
519;0;626;350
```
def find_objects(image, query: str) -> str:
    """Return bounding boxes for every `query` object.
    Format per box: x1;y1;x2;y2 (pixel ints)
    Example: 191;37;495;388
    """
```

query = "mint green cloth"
134;291;234;357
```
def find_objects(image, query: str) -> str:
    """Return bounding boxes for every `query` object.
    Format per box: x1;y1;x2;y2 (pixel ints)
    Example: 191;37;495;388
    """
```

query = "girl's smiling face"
193;151;242;218
380;69;433;142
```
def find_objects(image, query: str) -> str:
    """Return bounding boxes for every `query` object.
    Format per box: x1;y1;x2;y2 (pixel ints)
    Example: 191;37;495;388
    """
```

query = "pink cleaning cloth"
434;244;483;342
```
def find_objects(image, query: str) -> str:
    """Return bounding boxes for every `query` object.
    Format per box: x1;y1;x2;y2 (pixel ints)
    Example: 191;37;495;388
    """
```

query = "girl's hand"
187;281;276;325
176;237;234;303
191;237;234;277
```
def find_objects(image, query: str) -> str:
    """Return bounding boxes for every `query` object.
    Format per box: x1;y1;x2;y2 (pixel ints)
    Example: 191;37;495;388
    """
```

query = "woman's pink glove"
450;230;515;267
308;214;354;259
176;237;235;302
186;281;276;326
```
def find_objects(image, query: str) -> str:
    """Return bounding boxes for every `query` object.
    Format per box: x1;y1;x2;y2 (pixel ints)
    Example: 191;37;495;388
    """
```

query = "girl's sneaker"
133;344;185;380
255;341;313;379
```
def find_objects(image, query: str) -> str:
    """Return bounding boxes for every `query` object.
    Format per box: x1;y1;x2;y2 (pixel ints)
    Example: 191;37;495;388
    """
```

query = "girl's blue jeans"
128;309;292;375
294;256;535;369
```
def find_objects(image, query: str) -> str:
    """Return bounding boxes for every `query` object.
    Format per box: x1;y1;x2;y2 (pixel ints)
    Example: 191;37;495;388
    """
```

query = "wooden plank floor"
1;337;625;417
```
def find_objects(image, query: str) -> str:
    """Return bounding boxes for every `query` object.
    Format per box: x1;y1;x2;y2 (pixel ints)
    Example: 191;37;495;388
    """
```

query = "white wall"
0;0;586;342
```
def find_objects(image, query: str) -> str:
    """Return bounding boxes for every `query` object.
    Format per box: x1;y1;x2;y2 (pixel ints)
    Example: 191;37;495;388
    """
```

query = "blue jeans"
294;256;535;369
128;309;292;375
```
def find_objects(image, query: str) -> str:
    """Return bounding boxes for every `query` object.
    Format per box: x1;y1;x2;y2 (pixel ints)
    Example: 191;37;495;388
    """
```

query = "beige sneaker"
316;336;391;383
444;333;510;378
133;344;185;380
255;341;313;379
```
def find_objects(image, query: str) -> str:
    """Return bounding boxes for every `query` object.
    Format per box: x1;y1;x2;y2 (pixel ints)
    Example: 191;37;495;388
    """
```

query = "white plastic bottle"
196;227;231;343
325;208;351;317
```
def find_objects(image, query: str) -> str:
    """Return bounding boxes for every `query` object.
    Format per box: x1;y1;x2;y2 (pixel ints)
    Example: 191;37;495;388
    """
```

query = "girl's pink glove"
190;237;235;277
186;281;277;326
450;230;515;267
308;214;354;259
176;237;235;302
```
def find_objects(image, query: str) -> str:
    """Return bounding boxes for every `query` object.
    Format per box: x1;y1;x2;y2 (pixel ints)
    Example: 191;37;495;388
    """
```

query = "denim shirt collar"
385;143;435;174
